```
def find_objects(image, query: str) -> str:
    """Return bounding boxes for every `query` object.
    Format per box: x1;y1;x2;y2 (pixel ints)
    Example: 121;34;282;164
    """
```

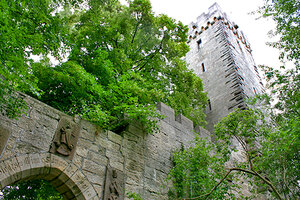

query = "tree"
30;0;207;132
1;179;63;200
168;136;236;199
1;0;207;132
0;0;79;118
169;100;299;199
168;1;300;199
258;0;300;63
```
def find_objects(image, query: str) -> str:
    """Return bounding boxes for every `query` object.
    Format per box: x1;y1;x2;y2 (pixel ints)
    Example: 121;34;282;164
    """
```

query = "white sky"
122;0;282;68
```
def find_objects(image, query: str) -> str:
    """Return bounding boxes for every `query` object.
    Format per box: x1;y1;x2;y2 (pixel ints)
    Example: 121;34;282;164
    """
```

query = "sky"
121;0;282;68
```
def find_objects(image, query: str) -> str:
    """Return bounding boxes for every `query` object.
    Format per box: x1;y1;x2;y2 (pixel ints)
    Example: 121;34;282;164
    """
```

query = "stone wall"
0;93;210;200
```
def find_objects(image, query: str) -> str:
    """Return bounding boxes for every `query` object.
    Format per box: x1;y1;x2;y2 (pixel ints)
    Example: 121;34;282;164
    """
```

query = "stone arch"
0;153;98;200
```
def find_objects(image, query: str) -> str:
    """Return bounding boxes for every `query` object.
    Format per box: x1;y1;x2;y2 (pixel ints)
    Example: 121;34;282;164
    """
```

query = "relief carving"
104;167;125;200
50;117;80;160
0;124;11;157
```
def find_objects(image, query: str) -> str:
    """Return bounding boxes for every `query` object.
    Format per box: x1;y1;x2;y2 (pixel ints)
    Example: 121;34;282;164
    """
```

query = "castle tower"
186;3;264;132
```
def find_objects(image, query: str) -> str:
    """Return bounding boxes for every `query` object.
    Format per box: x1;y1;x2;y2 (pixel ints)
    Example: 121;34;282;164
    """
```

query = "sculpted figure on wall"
50;117;80;160
54;123;74;156
108;170;120;200
104;167;125;200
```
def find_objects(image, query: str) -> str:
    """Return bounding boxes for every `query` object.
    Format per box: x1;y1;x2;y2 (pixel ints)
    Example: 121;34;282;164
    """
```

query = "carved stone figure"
0;124;10;156
55;123;74;156
50;117;80;160
104;167;125;200
108;170;120;200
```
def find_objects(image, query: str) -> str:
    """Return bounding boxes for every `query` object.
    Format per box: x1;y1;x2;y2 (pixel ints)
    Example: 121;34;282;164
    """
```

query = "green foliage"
1;179;63;200
168;136;236;199
1;0;207;133
259;0;300;62
0;0;78;118
127;192;144;200
169;100;298;199
28;0;207;132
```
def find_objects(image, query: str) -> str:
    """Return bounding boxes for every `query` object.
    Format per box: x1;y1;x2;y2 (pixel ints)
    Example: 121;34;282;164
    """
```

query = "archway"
0;153;98;199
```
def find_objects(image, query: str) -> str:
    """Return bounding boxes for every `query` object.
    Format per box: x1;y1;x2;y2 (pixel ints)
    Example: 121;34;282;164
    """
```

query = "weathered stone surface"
0;92;208;199
1;157;22;186
87;151;108;166
106;150;124;163
103;166;125;200
175;114;194;131
95;136;109;149
108;130;122;144
156;102;175;122
16;154;31;179
84;170;104;186
80;129;95;142
125;171;143;186
50;116;80;160
0;124;11;157
82;159;106;176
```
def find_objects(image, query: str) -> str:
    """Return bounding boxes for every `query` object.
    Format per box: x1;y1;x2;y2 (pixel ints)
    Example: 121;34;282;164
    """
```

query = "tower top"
190;3;230;29
207;2;222;14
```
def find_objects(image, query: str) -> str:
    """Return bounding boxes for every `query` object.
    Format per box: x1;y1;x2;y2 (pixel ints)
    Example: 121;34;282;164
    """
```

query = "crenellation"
156;102;175;122
175;114;193;131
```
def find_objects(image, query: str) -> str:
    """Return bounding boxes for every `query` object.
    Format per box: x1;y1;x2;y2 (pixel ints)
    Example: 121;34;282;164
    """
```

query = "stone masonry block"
16;154;31;179
80;129;95;142
106;150;124;163
125;171;143;186
144;165;156;181
57;162;78;184
175;114;194;131
0;157;22;187
81;185;98;200
36;153;51;178
0;124;11;158
70;170;93;195
107;140;120;152
125;158;143;173
110;160;124;172
126;124;145;136
87;151;108;166
29;153;44;177
108;130;122;144
82;159;106;176
156;102;175;122
194;125;211;140
84;170;104;186
95;136;109;149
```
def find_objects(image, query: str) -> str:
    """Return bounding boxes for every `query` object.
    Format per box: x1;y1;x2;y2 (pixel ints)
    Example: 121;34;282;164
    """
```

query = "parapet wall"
0;94;211;200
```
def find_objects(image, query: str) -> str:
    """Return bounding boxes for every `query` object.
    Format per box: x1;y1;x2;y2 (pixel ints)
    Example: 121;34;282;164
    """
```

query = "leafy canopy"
1;179;63;200
1;0;207;133
0;0;79;117
259;0;300;63
28;0;207;132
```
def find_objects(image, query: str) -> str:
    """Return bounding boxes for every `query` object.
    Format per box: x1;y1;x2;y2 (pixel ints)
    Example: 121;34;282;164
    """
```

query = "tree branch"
134;35;165;71
131;19;141;44
232;134;253;170
181;168;283;200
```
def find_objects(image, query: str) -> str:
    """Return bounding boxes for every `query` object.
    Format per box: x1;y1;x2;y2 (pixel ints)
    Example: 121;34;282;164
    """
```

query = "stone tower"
186;3;264;132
